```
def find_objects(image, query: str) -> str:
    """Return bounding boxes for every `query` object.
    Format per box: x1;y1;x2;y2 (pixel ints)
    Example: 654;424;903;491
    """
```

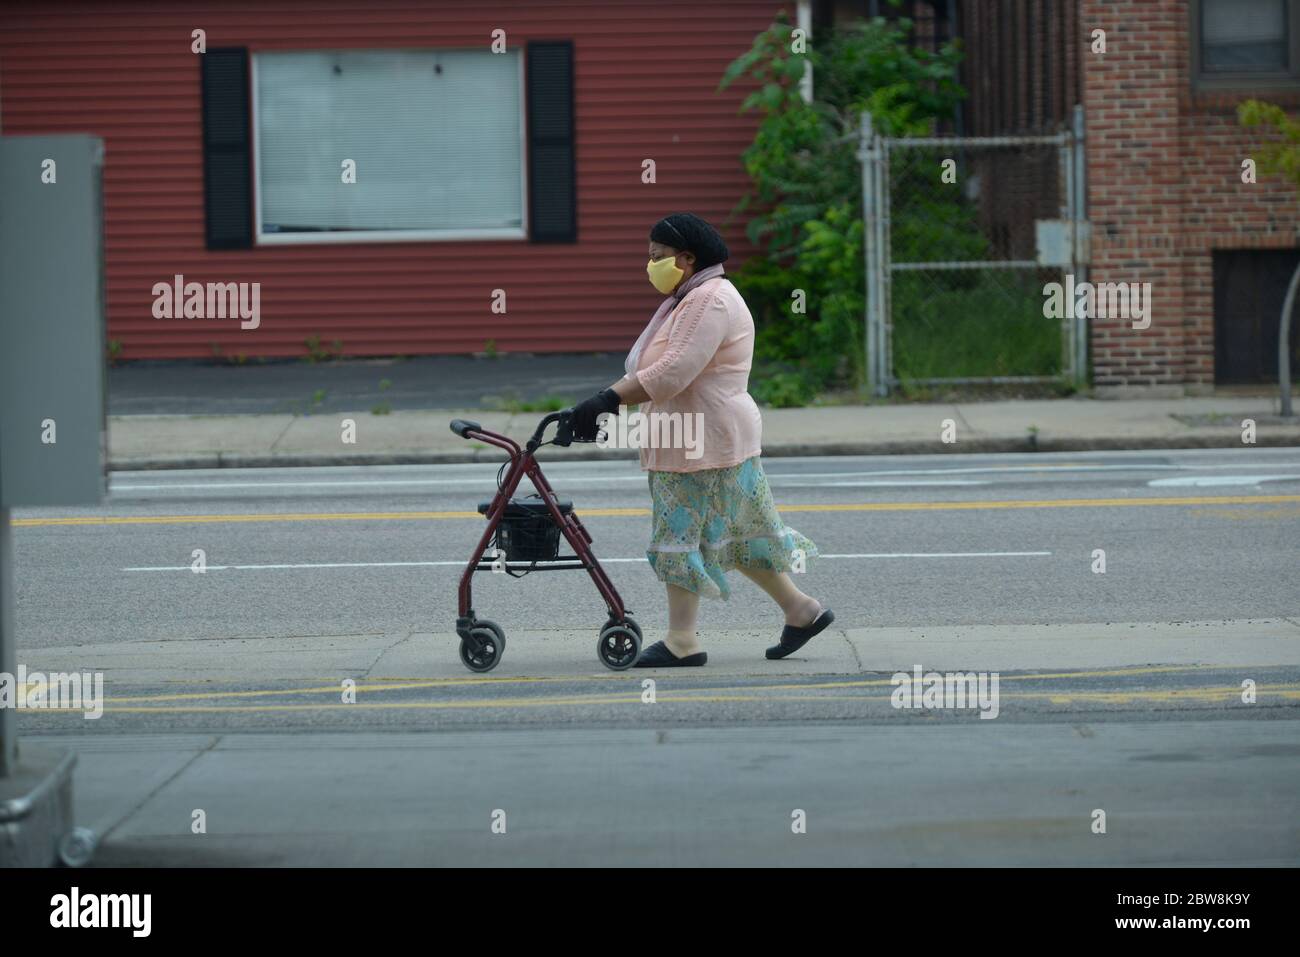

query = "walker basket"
477;495;573;563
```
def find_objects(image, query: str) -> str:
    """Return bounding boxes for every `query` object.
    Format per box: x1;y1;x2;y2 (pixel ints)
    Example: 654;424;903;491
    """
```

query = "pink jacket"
633;276;763;472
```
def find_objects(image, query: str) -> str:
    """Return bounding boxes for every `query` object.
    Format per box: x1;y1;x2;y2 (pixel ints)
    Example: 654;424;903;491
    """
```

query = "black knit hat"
650;213;730;269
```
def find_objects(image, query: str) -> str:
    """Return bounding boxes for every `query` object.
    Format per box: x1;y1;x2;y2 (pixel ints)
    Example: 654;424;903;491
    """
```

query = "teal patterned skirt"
646;456;818;599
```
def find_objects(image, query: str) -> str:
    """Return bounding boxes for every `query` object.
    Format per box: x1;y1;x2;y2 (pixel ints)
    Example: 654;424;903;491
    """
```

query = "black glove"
570;388;621;441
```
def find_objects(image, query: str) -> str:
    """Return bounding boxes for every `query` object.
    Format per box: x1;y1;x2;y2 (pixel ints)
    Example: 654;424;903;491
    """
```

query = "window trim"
1191;0;1300;90
250;48;529;246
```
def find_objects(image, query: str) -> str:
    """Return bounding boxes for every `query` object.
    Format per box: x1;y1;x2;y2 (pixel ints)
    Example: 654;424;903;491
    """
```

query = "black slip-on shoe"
634;640;707;668
766;608;835;660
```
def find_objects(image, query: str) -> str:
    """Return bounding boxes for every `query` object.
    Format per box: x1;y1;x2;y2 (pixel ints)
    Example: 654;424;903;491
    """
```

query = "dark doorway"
1213;249;1300;384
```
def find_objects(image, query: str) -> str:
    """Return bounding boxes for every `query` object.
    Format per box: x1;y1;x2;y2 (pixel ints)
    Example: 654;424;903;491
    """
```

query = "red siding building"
0;0;785;360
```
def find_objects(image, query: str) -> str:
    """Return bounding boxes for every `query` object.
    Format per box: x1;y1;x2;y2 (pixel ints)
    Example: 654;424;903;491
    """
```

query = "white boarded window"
254;49;524;242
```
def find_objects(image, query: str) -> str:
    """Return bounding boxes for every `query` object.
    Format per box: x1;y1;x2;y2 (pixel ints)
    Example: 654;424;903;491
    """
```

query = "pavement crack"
360;632;415;679
950;403;977;439
267;415;298;453
839;629;863;672
97;734;223;845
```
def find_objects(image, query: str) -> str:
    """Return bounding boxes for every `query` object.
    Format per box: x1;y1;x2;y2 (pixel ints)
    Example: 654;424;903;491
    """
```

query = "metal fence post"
1072;103;1089;389
0;506;14;776
859;111;881;396
877;134;891;396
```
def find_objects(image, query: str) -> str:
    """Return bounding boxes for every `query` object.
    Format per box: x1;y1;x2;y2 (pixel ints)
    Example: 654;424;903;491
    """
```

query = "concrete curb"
108;432;1300;470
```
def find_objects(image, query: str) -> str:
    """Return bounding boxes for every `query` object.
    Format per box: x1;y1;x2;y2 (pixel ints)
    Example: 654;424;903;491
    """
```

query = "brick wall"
1082;0;1300;390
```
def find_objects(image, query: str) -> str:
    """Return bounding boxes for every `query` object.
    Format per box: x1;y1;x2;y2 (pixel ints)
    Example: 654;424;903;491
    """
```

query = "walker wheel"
597;624;641;671
460;621;506;673
57;827;97;868
605;615;641;641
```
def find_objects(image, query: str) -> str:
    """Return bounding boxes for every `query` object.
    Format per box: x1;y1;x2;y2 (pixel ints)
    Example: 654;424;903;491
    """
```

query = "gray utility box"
0;134;106;866
0;134;107;507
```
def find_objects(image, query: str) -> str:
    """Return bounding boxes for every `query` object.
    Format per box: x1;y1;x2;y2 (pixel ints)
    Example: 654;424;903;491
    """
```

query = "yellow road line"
96;664;1237;705
14;494;1300;527
31;684;1300;715
1036;687;1300;703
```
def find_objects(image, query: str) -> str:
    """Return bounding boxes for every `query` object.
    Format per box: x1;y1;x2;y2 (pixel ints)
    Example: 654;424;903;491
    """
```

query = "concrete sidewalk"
108;395;1300;469
24;619;1300;682
20;620;1300;867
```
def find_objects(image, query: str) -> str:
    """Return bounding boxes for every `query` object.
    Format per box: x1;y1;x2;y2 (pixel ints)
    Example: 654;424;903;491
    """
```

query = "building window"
253;49;525;244
1194;0;1300;88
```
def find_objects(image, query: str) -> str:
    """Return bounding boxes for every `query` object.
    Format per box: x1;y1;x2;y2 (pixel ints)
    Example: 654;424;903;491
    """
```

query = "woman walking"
570;213;833;667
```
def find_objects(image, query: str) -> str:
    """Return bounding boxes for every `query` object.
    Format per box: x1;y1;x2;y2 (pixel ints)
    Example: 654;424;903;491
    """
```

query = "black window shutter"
526;41;576;243
200;47;253;249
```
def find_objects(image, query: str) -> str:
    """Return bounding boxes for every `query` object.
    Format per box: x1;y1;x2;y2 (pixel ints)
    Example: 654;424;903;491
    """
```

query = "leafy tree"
719;13;964;402
1239;100;1300;184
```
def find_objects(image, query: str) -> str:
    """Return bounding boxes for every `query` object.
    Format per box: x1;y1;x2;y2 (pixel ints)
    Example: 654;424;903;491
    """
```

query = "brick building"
942;0;1300;391
1081;0;1300;391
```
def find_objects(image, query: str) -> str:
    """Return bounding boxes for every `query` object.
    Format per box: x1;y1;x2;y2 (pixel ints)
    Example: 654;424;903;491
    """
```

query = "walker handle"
554;411;575;447
528;410;575;450
450;419;482;439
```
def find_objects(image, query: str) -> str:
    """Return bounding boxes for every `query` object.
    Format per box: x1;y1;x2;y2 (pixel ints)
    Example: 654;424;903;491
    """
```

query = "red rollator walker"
449;411;642;672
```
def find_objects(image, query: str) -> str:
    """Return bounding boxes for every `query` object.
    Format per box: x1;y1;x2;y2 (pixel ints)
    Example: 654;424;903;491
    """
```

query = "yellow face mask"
647;254;684;294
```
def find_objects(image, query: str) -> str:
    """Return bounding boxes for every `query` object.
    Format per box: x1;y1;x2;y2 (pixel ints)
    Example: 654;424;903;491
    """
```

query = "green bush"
721;13;967;404
750;367;819;407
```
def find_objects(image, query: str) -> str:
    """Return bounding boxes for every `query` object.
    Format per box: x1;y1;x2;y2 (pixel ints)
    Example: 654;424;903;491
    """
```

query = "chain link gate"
859;108;1087;396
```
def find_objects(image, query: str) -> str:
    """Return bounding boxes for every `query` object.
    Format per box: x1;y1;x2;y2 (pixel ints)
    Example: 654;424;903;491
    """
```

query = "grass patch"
483;391;574;414
892;270;1062;381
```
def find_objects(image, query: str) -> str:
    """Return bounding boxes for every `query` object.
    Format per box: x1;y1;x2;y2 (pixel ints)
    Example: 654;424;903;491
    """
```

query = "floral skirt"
646;456;818;599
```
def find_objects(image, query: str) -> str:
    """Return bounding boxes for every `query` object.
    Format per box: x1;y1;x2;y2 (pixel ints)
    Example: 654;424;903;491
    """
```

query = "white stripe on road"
109;478;628;491
122;550;1051;572
1148;475;1300;487
778;480;990;487
110;475;988;491
111;461;1300;492
817;551;1051;558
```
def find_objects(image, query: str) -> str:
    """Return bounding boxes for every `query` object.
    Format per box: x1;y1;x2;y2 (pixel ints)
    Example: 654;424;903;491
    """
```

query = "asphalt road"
11;447;1300;864
61;721;1300;867
13;447;1300;645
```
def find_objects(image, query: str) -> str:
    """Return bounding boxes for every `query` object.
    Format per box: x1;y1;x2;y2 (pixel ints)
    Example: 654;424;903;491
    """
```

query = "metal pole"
0;506;15;776
1279;259;1299;418
877;135;891;396
860;111;878;396
1072;103;1088;389
1063;119;1076;383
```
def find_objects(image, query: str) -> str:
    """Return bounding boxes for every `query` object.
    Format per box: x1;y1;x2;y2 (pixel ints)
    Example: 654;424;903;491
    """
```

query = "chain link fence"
860;111;1086;395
